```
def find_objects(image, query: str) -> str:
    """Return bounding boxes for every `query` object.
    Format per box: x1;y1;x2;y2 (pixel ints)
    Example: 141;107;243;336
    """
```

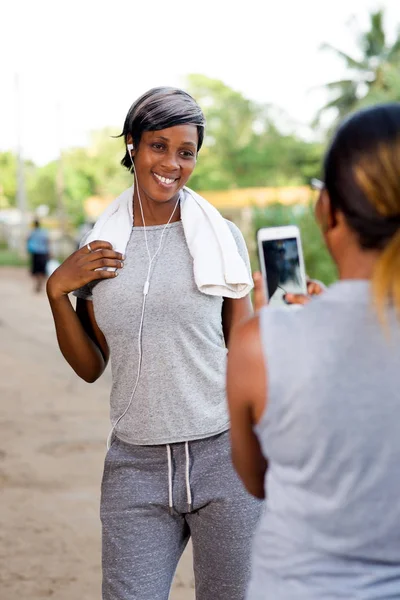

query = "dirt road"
0;267;194;599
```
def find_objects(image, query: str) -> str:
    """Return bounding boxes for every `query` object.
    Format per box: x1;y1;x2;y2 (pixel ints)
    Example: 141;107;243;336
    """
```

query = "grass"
0;248;29;267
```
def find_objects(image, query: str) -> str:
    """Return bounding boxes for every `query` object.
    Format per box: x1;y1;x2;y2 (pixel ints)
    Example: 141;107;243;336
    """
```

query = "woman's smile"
152;171;179;188
130;125;198;205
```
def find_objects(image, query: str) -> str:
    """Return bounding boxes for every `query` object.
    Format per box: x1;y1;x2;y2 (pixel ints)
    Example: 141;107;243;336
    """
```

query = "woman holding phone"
228;103;400;599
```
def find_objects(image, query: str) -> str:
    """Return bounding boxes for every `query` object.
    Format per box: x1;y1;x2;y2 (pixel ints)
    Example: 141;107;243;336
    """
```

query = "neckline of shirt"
131;220;183;231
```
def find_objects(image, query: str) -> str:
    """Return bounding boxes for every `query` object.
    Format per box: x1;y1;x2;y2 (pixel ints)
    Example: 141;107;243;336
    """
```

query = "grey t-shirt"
248;280;400;599
74;220;251;445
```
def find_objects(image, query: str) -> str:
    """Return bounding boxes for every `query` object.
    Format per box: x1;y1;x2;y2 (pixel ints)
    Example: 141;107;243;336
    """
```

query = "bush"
0;248;28;267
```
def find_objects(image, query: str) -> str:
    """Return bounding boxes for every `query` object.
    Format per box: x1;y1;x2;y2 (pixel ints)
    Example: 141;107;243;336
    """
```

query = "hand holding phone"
257;225;307;308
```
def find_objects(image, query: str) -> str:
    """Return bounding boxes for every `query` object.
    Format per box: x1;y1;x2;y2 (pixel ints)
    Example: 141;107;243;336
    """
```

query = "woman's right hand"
47;240;124;300
284;280;326;305
252;272;326;311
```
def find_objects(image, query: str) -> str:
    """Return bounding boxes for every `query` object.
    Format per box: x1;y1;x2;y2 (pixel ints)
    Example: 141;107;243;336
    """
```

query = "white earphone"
106;142;180;449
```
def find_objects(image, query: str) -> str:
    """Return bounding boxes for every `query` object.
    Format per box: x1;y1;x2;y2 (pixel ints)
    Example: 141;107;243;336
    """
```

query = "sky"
1;0;400;165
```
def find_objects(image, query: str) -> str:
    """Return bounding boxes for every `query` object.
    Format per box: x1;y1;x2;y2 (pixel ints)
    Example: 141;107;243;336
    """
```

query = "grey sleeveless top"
248;280;400;600
74;220;250;445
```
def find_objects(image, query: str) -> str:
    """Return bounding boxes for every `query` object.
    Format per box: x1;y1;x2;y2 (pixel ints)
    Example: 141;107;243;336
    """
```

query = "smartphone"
257;225;307;307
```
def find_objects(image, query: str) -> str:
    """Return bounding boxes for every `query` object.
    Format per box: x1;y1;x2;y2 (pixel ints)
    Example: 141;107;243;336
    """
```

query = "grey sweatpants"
100;431;262;600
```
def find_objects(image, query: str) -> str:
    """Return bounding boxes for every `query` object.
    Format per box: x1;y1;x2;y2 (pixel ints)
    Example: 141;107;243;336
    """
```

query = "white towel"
84;184;253;298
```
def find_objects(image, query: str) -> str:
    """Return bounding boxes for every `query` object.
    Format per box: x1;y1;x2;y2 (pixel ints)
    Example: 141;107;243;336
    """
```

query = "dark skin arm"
227;273;326;498
222;294;253;347
226;313;268;499
46;240;123;383
223;290;268;499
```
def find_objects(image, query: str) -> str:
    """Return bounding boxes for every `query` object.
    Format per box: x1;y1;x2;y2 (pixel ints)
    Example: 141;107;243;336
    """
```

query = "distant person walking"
27;219;49;292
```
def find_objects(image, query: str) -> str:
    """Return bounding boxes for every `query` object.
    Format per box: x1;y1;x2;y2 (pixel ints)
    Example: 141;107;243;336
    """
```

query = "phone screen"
261;237;305;306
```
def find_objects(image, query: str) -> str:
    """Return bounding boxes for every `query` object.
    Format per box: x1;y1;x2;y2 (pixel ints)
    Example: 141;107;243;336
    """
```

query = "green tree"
27;161;58;212
358;63;400;106
234;128;323;188
186;74;261;190
26;129;132;224
0;152;35;207
0;152;17;206
317;9;400;122
186;74;323;190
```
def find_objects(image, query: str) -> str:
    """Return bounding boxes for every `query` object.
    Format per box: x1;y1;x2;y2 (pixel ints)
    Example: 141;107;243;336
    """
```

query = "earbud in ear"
127;143;134;152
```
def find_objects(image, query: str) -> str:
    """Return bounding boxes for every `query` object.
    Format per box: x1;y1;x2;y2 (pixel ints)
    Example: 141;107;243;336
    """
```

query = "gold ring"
87;243;92;252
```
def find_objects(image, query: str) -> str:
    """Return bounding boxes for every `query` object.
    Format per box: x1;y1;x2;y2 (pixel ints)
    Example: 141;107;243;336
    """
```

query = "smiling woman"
46;86;260;600
118;88;205;225
126;125;198;221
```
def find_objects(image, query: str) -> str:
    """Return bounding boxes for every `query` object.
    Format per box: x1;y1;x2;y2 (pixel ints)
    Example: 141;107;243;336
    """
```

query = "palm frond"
361;10;386;58
322;79;364;90
320;43;365;69
387;35;400;63
316;8;400;124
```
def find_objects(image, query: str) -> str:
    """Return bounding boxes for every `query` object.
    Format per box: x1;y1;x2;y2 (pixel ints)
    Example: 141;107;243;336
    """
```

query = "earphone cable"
106;153;180;449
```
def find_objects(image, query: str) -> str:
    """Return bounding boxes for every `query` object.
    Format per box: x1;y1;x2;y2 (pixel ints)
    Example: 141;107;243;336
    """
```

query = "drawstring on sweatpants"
166;442;192;514
166;444;173;515
185;441;192;512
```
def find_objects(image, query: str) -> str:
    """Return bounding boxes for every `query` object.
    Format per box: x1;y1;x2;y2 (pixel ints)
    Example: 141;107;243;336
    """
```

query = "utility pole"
56;100;68;257
15;73;27;256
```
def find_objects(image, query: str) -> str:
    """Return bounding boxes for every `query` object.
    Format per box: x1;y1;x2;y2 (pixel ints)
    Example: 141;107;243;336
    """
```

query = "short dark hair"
120;87;206;172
